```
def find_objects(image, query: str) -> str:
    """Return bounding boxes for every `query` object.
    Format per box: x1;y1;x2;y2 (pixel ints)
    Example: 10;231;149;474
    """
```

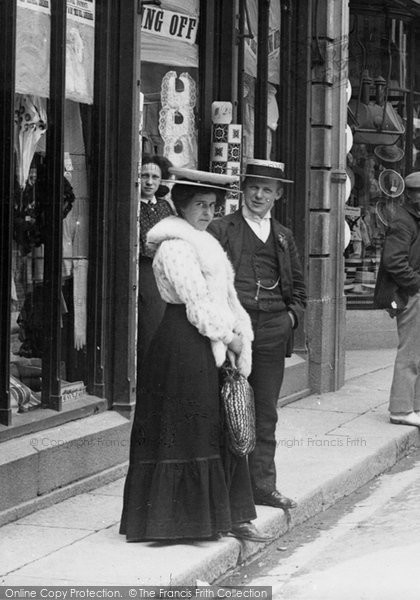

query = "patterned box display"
228;125;242;143
210;102;242;216
227;161;241;176
211;142;229;163
212;124;229;142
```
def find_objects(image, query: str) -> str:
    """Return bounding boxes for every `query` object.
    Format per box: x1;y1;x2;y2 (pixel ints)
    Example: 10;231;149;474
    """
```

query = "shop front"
345;0;420;348
0;0;140;510
1;0;354;520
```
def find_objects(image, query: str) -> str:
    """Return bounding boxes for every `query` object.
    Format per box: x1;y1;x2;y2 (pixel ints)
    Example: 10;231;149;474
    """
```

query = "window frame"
0;0;17;426
0;0;119;433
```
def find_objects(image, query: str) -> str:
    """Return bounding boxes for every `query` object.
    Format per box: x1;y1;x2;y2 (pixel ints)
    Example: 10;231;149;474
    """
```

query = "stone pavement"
1;349;419;587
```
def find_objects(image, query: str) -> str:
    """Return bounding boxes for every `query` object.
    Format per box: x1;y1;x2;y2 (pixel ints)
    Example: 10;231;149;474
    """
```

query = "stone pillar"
307;0;349;392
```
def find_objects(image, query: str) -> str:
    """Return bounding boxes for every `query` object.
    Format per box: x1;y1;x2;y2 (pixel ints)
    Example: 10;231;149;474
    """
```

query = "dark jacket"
207;210;307;328
374;202;420;311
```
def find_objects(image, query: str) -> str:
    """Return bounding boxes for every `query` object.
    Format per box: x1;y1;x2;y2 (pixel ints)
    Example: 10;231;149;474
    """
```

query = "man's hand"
288;310;296;328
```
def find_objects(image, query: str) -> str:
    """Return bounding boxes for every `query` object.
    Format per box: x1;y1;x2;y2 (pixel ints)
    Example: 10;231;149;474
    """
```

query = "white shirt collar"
141;196;157;205
242;204;271;223
241;205;271;243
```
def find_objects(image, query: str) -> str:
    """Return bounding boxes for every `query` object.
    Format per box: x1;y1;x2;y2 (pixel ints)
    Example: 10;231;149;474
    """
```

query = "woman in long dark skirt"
120;169;270;543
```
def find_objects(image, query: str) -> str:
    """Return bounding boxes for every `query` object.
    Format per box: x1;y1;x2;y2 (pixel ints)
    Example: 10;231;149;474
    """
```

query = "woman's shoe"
229;522;274;543
390;412;420;427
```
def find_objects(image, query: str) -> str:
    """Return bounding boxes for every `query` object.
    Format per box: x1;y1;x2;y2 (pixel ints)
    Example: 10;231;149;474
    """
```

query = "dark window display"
345;11;419;307
9;1;94;416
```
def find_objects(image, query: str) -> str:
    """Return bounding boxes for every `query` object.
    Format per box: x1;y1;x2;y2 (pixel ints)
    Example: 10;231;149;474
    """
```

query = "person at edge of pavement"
120;168;272;543
138;154;174;366
208;158;307;510
374;171;420;428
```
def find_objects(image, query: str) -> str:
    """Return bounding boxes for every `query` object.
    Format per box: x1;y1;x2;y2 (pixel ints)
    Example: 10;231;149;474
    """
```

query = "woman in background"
138;154;173;365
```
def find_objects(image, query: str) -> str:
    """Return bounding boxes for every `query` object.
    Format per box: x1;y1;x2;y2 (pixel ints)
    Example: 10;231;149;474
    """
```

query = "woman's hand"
228;332;242;355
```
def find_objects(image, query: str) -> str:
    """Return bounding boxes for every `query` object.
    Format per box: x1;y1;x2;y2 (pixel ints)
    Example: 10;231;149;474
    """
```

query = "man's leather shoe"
254;489;297;510
390;412;420;427
229;521;274;543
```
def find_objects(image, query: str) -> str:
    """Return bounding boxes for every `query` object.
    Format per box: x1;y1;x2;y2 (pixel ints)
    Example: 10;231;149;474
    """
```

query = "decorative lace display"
159;71;197;168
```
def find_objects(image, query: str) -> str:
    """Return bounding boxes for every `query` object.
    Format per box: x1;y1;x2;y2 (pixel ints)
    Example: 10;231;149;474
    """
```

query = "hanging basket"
349;100;405;146
378;169;405;198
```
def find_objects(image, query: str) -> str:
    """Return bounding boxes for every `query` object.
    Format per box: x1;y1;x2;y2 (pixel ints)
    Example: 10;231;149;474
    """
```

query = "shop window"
5;1;98;424
239;0;280;161
345;9;420;308
140;0;199;168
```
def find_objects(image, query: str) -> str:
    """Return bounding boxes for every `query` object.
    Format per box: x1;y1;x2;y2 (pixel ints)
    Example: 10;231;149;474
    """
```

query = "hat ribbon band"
246;165;285;179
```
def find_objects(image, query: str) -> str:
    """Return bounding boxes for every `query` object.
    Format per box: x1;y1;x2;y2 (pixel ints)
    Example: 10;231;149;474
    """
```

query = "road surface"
220;447;420;600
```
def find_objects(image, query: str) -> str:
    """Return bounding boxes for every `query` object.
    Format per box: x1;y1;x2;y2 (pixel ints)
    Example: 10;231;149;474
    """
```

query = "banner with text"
141;6;198;45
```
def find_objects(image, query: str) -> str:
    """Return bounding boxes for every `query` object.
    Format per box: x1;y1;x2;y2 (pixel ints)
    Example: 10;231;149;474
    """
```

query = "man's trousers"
247;309;293;494
389;291;420;415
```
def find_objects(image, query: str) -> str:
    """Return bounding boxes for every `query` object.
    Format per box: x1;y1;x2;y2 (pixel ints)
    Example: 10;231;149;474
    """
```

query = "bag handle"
226;349;237;369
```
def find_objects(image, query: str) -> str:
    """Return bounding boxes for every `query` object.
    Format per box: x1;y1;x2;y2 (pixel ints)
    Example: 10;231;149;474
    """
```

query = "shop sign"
17;0;95;25
17;0;50;14
67;0;95;26
141;6;198;45
16;0;95;104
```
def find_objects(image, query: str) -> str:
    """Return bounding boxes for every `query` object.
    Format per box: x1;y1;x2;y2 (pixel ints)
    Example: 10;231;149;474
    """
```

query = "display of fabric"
13;156;76;260
159;71;198;168
66;19;94;104
63;100;89;350
14;95;47;189
243;0;280;85
141;64;199;165
72;258;88;350
15;4;50;99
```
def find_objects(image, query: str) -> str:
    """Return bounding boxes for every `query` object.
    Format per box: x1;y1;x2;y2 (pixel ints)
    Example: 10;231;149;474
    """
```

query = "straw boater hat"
374;144;404;163
242;158;294;183
404;171;420;190
167;167;239;190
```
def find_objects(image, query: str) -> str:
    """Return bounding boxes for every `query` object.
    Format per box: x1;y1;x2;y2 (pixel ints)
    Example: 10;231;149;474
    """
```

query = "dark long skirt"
120;304;256;541
138;257;167;367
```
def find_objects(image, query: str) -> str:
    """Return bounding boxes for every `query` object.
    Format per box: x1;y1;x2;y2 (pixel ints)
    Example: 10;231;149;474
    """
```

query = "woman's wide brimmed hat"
166;167;240;191
374;144;405;163
241;159;294;183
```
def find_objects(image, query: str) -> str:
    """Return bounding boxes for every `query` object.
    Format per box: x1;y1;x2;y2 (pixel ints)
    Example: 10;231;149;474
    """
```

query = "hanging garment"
14;95;47;188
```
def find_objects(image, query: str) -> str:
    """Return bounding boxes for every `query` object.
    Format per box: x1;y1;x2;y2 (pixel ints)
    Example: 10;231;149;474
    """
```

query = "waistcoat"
235;223;286;312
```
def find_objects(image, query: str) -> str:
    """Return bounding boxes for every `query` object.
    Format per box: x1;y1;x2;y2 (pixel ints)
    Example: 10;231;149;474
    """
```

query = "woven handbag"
221;363;256;457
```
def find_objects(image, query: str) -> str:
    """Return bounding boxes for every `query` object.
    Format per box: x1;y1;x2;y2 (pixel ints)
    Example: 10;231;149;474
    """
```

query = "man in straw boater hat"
208;159;307;510
374;171;420;428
